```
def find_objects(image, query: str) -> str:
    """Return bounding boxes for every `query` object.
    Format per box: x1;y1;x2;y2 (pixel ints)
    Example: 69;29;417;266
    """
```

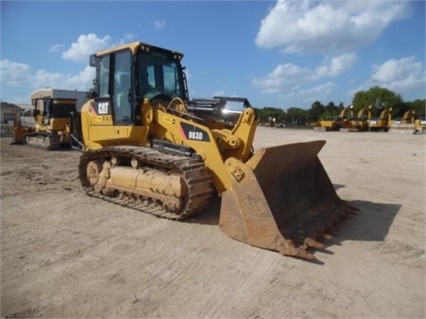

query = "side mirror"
89;54;100;68
87;88;98;99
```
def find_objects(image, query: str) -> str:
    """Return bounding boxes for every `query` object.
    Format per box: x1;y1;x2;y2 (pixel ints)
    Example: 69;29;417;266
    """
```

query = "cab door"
87;49;143;145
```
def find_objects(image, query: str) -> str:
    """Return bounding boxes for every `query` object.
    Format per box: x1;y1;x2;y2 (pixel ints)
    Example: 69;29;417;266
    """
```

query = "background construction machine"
12;89;88;150
311;105;354;132
413;117;426;134
369;107;392;132
388;110;416;134
340;105;372;132
70;41;355;260
311;116;341;132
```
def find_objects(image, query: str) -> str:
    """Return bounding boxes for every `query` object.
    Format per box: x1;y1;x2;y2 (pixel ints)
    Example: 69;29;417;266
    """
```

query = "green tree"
352;86;403;114
256;107;286;124
404;99;426;117
285;107;308;125
323;101;340;119
310;101;324;121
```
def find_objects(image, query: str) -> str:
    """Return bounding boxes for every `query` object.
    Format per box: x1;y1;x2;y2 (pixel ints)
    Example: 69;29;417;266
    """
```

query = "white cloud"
256;0;411;54
116;33;138;45
29;66;95;91
252;53;357;94
297;81;336;100
0;59;95;93
30;70;64;88
154;20;167;30
370;57;425;90
251;53;358;105
251;63;310;94
314;53;358;79
278;81;337;104
0;60;31;86
1;33;137;102
123;33;137;42
49;44;65;53
62;34;112;62
213;90;225;97
348;56;425;100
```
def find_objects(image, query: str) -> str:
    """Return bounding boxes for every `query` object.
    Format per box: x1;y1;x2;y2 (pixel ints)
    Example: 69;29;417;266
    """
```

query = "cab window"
113;50;132;125
98;56;110;98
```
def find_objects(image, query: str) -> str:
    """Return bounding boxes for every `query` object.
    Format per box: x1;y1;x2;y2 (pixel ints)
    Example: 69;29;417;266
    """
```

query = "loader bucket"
219;140;355;260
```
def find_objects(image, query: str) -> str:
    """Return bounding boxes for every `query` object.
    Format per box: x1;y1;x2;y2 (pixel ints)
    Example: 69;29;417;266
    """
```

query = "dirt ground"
1;127;424;318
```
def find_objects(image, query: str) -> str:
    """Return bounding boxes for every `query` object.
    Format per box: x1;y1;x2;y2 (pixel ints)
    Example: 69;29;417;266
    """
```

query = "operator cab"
33;98;77;126
90;42;189;125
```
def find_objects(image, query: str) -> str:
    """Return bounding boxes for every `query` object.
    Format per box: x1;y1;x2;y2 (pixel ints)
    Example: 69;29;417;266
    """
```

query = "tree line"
255;86;425;125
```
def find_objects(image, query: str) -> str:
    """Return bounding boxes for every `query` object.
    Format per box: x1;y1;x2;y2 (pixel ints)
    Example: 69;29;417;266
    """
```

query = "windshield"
137;50;187;100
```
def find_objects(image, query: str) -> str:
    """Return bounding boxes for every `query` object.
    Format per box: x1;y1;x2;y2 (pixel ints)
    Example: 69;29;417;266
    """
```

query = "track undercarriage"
79;146;215;220
24;132;62;150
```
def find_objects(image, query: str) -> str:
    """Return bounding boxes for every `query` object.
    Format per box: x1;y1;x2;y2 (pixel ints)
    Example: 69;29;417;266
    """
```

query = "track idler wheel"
86;160;109;192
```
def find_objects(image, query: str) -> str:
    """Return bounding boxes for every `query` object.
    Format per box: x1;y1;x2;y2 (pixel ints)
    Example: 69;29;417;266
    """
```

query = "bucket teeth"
323;233;333;240
305;237;325;249
295;249;316;260
278;240;317;260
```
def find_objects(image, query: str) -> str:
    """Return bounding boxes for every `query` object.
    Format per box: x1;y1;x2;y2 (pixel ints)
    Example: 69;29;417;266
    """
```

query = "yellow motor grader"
70;41;355;260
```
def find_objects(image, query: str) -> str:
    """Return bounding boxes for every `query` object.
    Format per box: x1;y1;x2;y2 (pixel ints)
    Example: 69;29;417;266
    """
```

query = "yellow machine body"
74;41;355;260
311;105;355;132
12;89;86;150
388;110;417;134
340;105;372;132
369;107;393;132
414;117;426;134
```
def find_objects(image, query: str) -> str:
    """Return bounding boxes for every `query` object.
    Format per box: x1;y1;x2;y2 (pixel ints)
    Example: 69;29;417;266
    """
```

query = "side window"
113;50;132;125
44;100;52;118
35;99;44;117
163;64;179;95
147;65;155;88
43;100;52;125
99;56;110;98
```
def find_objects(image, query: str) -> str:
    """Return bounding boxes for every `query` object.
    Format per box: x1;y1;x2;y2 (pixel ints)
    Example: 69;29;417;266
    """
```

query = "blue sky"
1;0;425;109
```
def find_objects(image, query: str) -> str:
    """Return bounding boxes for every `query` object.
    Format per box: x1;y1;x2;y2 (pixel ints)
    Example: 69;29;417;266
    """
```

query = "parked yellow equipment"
414;117;426;134
388;110;416;133
12;89;88;150
369;107;392;132
311;117;340;131
311;105;354;132
340;105;372;132
71;41;355;259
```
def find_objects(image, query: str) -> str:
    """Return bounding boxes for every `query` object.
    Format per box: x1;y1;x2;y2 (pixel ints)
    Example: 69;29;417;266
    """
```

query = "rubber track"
79;146;215;220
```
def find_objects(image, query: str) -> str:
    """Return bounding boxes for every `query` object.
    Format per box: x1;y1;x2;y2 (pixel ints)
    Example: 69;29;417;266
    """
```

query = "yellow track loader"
71;42;355;260
12;89;87;150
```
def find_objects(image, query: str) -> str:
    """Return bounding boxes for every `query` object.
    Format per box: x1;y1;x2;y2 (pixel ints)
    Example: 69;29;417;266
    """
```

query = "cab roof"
95;41;184;59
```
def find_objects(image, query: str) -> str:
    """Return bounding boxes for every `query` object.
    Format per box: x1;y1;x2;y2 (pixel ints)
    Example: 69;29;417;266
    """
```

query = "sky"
1;0;425;109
